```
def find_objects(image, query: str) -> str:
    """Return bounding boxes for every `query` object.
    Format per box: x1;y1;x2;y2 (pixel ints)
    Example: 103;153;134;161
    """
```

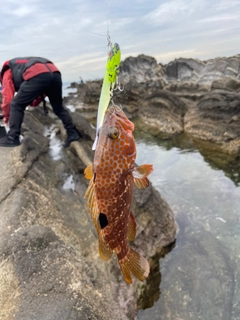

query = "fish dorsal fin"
84;164;93;180
133;164;153;189
98;233;113;261
128;212;137;241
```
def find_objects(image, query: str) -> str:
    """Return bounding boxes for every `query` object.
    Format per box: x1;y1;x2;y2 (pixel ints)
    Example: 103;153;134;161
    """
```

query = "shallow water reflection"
135;132;240;320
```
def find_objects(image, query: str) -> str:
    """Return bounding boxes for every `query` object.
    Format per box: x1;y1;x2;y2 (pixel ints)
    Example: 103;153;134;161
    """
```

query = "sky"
0;0;239;83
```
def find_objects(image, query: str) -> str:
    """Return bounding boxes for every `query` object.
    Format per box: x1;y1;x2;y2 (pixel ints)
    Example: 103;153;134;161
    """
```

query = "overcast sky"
0;0;239;83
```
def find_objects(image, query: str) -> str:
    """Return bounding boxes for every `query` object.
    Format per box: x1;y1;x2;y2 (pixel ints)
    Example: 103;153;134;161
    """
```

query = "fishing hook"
114;83;124;92
114;77;124;92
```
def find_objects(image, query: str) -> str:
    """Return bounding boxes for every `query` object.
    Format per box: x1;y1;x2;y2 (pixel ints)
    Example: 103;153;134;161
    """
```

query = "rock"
62;53;240;162
184;91;240;150
119;54;164;83
136;90;187;137
0;106;177;319
165;61;194;81
211;77;240;92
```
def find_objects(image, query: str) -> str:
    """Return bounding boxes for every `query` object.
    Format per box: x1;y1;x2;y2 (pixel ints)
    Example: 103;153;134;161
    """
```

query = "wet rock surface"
0;106;176;319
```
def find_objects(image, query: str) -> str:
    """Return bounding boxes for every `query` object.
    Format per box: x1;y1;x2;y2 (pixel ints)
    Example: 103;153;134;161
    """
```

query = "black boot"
0;135;20;147
64;128;81;148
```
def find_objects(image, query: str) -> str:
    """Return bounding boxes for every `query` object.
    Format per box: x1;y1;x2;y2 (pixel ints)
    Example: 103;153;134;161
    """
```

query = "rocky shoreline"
0;103;176;319
1;52;240;319
64;53;240;158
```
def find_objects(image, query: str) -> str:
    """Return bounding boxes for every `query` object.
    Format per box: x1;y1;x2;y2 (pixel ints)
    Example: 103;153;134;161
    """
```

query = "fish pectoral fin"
133;164;153;189
98;234;113;262
132;164;153;178
128;212;137;241
134;177;150;189
119;248;150;284
84;178;99;224
84;164;93;180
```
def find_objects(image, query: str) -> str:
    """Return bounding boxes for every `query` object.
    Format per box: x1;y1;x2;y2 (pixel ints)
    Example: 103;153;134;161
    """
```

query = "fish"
92;43;121;151
84;105;153;284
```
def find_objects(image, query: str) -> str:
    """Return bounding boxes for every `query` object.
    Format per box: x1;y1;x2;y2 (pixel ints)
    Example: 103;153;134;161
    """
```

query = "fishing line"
104;0;112;49
91;32;107;38
104;1;124;107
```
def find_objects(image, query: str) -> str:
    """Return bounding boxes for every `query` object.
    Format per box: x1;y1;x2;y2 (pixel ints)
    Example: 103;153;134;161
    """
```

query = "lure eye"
107;126;119;140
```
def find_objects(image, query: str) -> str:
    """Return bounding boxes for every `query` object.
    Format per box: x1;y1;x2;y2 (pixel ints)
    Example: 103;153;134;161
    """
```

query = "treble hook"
115;83;124;91
113;76;124;92
110;98;117;107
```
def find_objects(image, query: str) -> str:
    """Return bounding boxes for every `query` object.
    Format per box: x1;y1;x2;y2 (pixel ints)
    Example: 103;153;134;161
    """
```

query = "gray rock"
0;106;176;320
184;91;240;151
119;54;164;83
63;53;240;165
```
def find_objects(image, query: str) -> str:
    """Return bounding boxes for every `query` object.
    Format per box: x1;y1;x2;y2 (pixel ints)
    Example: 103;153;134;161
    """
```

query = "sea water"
136;132;240;320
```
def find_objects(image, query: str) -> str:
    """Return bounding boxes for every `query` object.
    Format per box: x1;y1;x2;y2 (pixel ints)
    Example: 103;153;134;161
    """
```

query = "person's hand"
3;117;9;125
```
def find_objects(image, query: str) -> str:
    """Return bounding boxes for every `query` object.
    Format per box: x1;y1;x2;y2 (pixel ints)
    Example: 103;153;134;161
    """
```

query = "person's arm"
1;69;15;124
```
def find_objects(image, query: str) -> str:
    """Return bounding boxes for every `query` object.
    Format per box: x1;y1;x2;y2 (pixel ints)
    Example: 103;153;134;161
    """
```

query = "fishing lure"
92;43;121;150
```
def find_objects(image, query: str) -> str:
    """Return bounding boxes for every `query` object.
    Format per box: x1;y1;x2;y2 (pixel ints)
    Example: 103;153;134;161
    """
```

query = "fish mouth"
108;106;134;131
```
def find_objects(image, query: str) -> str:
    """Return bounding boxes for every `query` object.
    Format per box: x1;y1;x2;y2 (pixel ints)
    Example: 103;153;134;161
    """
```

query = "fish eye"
107;126;119;140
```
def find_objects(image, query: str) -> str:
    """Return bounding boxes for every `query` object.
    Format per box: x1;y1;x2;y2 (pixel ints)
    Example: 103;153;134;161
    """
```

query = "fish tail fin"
118;248;150;284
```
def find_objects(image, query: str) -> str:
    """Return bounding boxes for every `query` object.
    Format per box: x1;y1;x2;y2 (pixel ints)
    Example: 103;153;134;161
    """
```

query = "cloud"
12;6;36;17
155;49;197;62
217;0;240;10
0;0;239;82
143;0;208;26
197;13;240;23
1;0;38;16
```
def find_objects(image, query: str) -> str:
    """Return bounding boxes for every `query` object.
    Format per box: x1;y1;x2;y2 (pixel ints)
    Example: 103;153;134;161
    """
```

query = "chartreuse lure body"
92;43;121;150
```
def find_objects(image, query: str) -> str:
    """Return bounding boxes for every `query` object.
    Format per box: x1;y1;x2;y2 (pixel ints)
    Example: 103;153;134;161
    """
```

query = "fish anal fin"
120;263;132;284
98;234;113;262
134;177;150;189
119;248;150;284
128;212;137;241
84;164;93;180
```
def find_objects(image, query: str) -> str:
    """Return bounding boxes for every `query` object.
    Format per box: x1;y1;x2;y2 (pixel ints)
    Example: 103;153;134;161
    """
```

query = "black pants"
9;72;75;139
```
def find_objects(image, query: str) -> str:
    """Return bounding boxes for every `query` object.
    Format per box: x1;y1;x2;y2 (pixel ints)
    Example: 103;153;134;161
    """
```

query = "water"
135;132;240;320
62;82;77;98
43;125;63;161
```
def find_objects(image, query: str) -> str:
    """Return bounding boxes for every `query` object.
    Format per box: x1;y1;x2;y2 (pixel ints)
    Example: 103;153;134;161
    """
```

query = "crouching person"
0;57;81;147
